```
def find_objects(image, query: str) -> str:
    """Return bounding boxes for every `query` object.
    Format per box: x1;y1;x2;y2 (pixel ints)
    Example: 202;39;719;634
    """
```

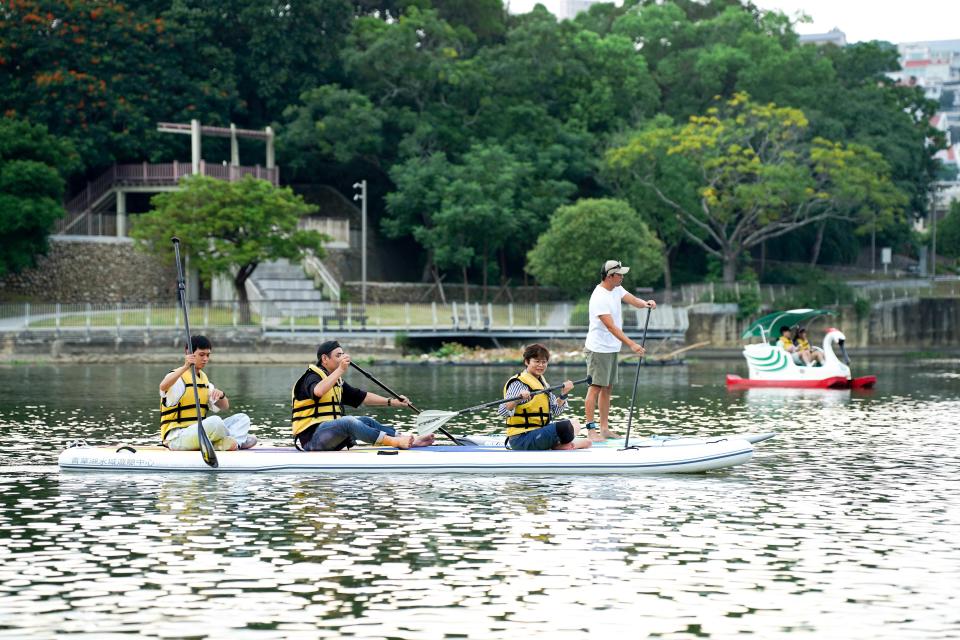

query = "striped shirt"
497;379;565;419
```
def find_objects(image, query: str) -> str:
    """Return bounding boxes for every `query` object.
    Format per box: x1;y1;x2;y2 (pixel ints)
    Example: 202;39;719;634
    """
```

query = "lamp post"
353;180;367;306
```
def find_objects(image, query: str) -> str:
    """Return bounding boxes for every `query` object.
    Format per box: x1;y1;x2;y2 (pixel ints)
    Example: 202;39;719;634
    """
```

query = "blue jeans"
301;416;396;451
507;423;563;451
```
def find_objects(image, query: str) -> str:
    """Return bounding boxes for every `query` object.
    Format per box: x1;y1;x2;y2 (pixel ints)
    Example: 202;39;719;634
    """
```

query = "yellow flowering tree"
606;93;907;283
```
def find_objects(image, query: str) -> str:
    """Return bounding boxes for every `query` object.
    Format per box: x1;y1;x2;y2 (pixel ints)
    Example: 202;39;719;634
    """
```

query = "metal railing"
57;161;281;236
0;301;689;336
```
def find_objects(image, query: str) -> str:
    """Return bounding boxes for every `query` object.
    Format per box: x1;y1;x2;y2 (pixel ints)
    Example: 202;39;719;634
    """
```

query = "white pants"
164;414;252;451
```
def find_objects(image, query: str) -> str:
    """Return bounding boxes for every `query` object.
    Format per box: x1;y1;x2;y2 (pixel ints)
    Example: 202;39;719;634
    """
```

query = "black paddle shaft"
458;375;592;415
348;361;463;445
172;237;218;468
622;308;652;450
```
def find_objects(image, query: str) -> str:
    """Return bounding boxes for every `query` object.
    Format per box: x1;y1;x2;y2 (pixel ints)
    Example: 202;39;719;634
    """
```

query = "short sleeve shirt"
293;370;367;408
585;285;628;353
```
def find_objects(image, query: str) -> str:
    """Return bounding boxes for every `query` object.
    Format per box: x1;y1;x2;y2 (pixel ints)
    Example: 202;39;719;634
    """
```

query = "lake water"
1;357;958;639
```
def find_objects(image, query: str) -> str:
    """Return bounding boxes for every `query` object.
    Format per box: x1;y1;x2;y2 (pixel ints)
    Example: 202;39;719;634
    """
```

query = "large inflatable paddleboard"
58;436;760;474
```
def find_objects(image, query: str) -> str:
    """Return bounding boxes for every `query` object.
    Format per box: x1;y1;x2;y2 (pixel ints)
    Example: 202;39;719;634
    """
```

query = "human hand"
183;353;197;368
338;354;352;373
210;388;225;402
396;395;411;407
646;299;657;309
630;343;646;356
562;380;574;395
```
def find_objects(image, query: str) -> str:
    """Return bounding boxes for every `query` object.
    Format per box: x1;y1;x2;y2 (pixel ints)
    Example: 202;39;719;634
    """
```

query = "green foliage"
130;176;325;300
279;85;387;171
761;264;832;286
936;200;960;259
606;92;908;282
2;0;939;291
698;283;760;320
778;274;857;310
0;118;79;276
854;296;872;320
433;341;470;358
393;331;412;355
526;198;663;297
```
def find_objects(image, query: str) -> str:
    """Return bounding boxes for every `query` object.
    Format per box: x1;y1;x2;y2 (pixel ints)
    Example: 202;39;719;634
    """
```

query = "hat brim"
610;266;630;275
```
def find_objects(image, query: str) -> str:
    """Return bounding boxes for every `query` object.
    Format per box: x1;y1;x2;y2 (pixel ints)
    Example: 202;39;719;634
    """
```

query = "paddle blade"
415;410;458;436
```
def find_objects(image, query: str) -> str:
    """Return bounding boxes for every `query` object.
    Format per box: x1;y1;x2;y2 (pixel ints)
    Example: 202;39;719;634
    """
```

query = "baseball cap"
602;260;630;277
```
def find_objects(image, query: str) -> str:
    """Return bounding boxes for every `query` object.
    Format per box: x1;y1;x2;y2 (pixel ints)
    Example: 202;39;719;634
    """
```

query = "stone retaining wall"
0;238;176;303
687;298;960;348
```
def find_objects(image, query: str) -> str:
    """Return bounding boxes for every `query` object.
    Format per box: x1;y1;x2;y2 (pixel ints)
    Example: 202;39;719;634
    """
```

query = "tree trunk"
662;246;674;303
809;221;827;266
482;252;488;303
234;262;257;324
722;252;738;284
462;265;469;303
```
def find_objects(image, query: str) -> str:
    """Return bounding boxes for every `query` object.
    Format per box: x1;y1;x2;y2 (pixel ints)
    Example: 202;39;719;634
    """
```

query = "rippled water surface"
1;358;958;639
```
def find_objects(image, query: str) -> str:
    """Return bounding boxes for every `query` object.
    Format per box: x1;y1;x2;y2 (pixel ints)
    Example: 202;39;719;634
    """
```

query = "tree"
278;84;387;174
936;200;960;260
526;198;663;297
0;118;79;276
0;1;238;169
130;176;326;316
385;144;562;299
606;93;907;283
602;115;698;293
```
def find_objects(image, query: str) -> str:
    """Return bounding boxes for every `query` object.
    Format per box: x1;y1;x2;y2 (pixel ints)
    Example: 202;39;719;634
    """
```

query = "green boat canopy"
741;309;833;340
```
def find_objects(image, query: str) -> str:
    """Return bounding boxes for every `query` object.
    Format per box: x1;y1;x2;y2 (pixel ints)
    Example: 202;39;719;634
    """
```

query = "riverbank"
1;338;956;365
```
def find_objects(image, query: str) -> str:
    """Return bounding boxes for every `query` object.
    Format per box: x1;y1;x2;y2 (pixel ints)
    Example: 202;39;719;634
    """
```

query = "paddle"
622;308;652;451
348;361;465;446
172;237;218;468
416;376;592;436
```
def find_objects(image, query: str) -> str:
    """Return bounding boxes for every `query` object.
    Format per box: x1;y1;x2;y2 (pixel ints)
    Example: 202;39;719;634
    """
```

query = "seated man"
795;327;825;366
291;340;434;451
159;335;257;451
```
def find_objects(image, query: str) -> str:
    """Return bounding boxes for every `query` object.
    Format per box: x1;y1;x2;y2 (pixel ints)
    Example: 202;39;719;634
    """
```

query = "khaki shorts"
584;349;619;387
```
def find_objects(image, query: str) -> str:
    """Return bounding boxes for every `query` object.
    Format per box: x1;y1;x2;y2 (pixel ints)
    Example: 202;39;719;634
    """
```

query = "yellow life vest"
778;335;794;351
796;337;810;351
504;370;552;437
160;368;210;440
291;364;343;437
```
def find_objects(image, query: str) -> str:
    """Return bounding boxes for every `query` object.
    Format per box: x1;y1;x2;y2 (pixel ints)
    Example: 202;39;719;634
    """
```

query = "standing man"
291;340;435;451
159;335;257;451
583;260;656;440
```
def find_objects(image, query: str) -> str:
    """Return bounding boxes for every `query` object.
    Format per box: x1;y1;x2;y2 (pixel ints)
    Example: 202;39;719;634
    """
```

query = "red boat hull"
726;374;877;390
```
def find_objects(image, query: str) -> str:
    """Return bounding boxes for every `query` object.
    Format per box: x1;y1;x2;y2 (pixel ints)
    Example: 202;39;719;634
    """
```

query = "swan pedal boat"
58;433;772;474
726;309;877;390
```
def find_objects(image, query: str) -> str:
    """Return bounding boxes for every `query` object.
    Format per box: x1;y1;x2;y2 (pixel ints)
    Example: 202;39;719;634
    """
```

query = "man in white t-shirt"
583;260;656;440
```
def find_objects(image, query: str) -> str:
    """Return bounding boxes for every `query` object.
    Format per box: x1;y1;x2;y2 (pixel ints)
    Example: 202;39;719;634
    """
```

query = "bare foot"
411;433;435;447
381;434;413;449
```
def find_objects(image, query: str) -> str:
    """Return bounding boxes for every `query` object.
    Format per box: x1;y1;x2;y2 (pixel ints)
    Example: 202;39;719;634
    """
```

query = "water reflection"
1;360;959;638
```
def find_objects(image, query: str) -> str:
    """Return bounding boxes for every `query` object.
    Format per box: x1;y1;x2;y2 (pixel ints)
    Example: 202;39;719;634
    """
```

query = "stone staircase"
248;259;328;316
